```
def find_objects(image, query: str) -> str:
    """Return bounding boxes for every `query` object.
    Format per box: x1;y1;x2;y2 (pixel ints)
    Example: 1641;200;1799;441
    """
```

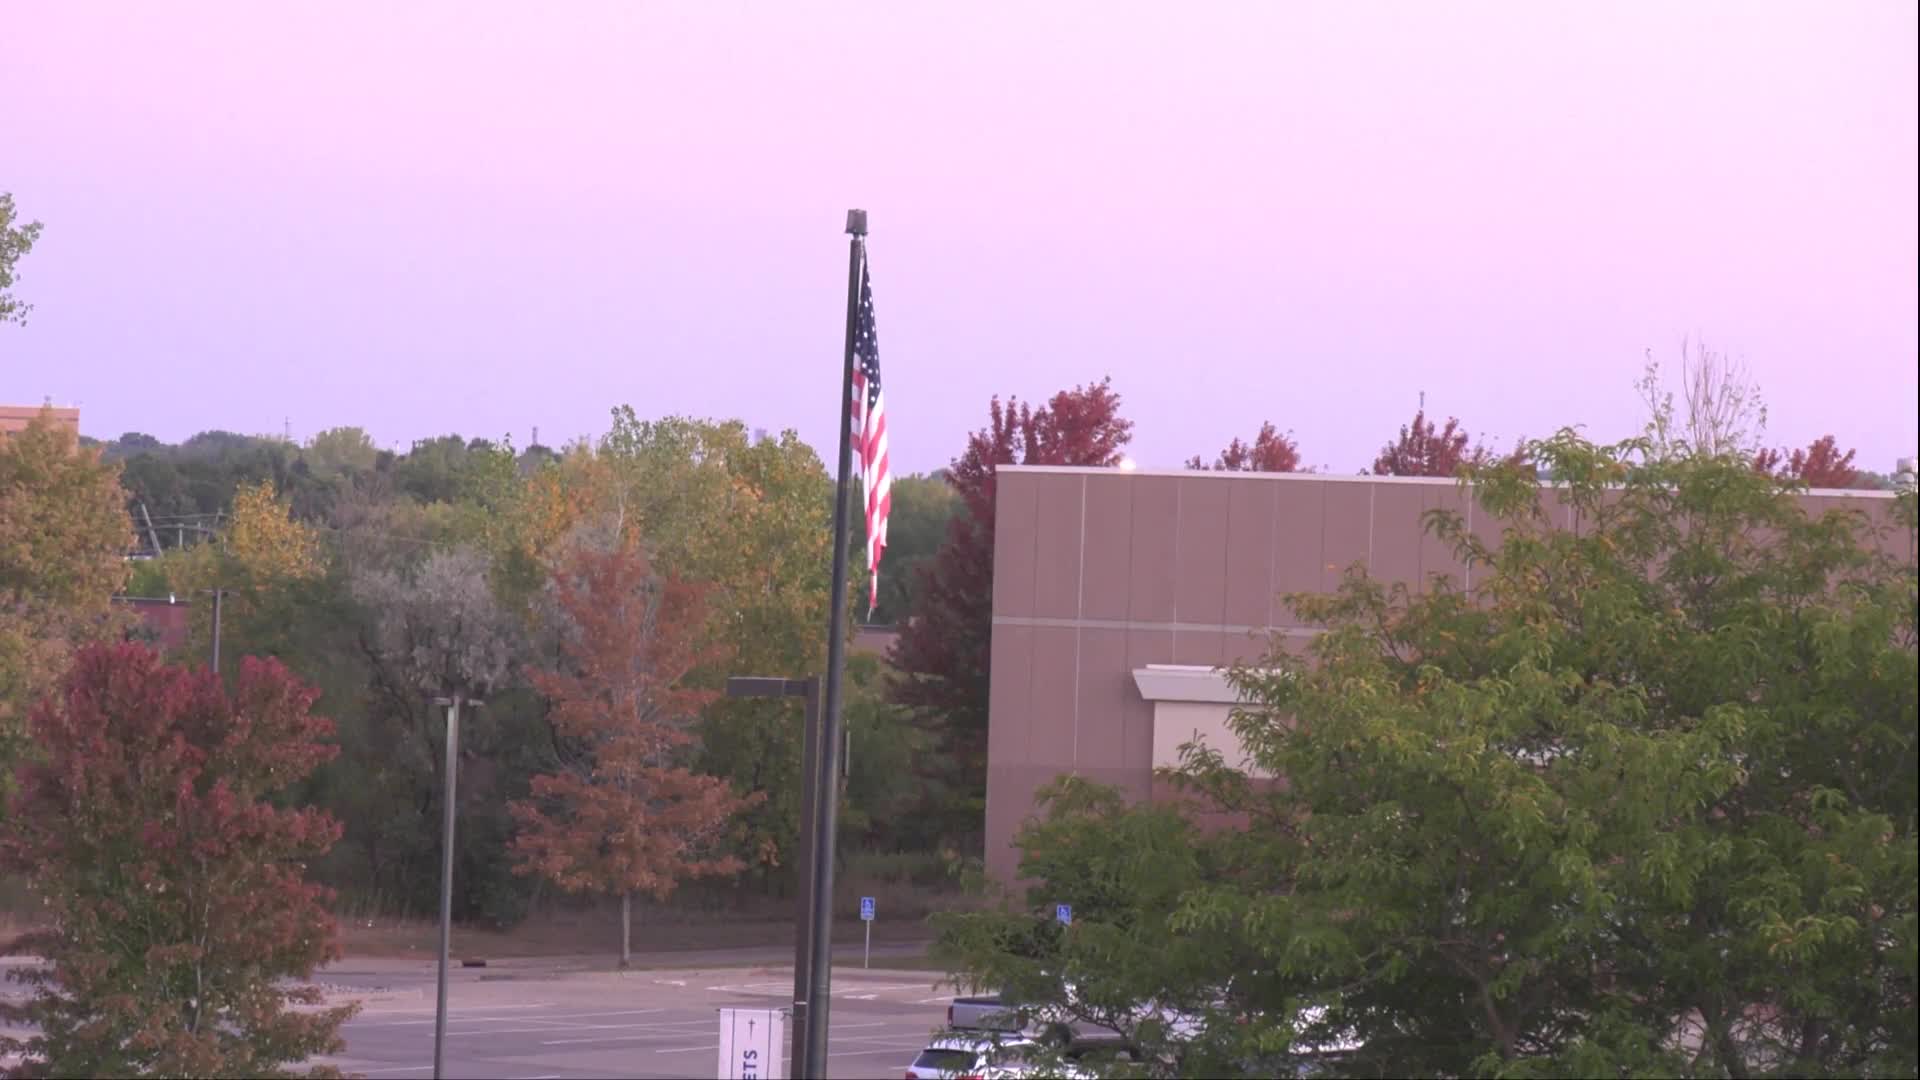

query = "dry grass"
5;852;983;964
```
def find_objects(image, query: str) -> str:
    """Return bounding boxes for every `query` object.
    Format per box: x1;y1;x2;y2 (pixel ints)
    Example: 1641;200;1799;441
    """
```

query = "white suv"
902;1034;1094;1079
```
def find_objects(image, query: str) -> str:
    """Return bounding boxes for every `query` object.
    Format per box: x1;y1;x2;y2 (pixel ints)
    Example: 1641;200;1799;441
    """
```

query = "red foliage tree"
1368;409;1494;477
1752;435;1860;489
0;644;352;1079
1185;421;1302;472
889;379;1132;804
510;532;756;967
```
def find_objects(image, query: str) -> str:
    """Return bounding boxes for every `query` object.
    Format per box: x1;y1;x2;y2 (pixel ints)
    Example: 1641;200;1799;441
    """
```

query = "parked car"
903;1033;1097;1079
946;995;1022;1033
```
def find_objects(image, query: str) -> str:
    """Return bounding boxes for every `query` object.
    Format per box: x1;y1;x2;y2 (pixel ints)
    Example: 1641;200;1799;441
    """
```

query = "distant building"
114;595;194;655
984;465;1914;884
851;623;898;658
0;402;80;441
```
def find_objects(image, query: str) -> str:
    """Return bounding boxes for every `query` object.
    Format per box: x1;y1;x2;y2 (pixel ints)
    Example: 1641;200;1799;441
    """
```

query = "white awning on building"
1131;664;1273;777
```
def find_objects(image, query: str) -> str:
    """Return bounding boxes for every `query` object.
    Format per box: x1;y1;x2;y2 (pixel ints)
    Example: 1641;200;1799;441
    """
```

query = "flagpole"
802;207;865;1080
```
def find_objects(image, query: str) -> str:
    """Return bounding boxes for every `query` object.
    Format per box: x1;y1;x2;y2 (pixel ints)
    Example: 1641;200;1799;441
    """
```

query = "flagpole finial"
845;209;867;236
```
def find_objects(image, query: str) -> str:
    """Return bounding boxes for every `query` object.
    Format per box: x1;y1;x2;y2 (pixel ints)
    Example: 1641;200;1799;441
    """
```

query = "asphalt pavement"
317;954;956;1080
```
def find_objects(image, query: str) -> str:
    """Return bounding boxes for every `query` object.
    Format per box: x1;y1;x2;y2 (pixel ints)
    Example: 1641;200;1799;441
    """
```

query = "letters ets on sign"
717;1007;785;1080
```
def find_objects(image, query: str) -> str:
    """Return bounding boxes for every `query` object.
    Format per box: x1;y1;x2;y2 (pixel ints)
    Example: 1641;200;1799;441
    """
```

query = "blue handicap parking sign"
860;896;875;921
1055;903;1072;926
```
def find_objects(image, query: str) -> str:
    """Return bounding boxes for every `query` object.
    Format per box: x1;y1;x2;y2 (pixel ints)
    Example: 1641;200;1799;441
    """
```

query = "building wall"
0;404;81;441
984;465;1909;883
115;595;195;655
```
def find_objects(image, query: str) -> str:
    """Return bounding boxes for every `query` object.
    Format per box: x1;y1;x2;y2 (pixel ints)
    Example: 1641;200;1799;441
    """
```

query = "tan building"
984;464;1909;883
0;403;80;441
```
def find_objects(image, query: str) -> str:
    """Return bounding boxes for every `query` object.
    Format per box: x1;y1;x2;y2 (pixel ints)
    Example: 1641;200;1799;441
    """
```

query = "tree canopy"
0;192;41;327
1368;407;1497;477
1187;421;1303;473
0;409;130;772
510;529;754;965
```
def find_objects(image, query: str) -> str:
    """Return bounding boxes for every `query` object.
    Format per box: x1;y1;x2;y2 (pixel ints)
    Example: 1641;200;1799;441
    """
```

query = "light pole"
726;676;820;1080
429;694;480;1080
204;587;226;674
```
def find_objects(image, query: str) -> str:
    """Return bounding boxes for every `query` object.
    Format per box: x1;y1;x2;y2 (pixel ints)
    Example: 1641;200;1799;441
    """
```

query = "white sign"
1055;903;1073;926
717;1007;784;1080
860;896;875;921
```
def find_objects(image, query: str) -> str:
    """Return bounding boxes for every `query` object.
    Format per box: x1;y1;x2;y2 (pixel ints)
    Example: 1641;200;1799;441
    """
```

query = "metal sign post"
860;896;875;969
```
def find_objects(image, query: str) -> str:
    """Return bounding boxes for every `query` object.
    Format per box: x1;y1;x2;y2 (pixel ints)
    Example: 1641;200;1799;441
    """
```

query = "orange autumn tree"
510;528;756;967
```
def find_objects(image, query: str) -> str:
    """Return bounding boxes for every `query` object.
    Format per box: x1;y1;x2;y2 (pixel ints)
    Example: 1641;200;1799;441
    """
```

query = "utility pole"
430;694;472;1080
137;502;162;557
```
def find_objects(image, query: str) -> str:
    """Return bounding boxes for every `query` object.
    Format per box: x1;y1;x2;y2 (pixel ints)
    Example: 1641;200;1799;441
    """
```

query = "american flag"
850;251;890;615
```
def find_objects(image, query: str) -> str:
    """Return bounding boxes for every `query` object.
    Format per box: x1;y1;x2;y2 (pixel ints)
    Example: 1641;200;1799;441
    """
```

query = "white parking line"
536;1026;713;1047
362;1068;435;1076
449;1020;694;1038
359;1008;669;1030
706;980;934;1001
355;1002;557;1019
653;1043;720;1054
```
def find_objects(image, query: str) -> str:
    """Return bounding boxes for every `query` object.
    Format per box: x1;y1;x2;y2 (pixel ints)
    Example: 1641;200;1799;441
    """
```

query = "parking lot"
320;959;957;1080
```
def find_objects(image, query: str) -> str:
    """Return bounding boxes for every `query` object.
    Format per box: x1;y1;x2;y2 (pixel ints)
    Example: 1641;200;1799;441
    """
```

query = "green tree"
0;192;42;327
593;411;835;881
937;434;1917;1078
0;409;131;768
351;545;534;921
839;653;939;851
163;480;325;676
853;472;958;626
304;426;379;478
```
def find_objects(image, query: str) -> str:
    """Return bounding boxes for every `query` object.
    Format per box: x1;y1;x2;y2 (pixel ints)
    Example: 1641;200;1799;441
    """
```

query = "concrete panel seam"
1076;475;1087;620
1172;478;1183;653
1073;476;1086;764
1218;477;1233;628
1367;483;1376;573
993;615;1323;637
1316;482;1328;607
1267;479;1280;629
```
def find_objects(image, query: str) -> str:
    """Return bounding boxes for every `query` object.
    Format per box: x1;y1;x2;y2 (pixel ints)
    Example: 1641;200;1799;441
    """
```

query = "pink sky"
3;2;1915;474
